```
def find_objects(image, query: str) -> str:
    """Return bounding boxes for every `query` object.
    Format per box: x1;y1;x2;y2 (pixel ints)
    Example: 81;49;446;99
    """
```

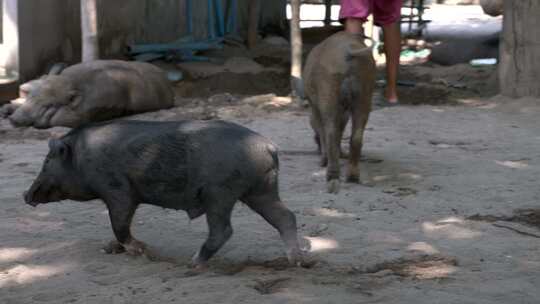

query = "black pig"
24;120;301;267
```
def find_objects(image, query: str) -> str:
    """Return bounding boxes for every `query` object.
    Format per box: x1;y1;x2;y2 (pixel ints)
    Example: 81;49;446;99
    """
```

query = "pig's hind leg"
242;191;301;266
310;108;327;166
346;78;373;184
316;109;349;160
338;109;350;159
346;110;368;183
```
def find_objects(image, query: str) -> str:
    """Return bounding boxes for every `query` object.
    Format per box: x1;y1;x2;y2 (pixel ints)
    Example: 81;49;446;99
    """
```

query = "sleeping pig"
8;60;174;129
24;120;302;267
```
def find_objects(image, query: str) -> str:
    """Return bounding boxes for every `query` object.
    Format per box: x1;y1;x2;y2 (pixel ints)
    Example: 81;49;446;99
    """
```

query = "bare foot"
384;87;399;104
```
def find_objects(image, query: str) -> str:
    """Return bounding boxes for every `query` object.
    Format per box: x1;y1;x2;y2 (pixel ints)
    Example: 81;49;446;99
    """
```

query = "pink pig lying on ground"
7;60;174;129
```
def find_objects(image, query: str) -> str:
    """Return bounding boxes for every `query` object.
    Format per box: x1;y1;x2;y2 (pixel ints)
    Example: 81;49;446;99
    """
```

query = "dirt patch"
382;187;418;198
175;71;290;98
395;63;499;105
125;93;304;126
253;56;289;69
174;62;495;107
363;254;459;280
0;127;55;142
468;209;540;229
251;277;291;295
398;83;454;105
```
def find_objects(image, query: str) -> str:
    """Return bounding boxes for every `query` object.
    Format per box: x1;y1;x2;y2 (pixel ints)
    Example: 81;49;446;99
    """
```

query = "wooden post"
247;0;260;49
499;0;540;97
290;0;303;100
324;0;332;26
81;0;99;61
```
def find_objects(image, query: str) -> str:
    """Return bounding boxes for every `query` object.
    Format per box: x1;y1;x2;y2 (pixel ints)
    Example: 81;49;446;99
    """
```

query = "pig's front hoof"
184;264;208;277
189;250;209;269
187;257;209;276
102;240;126;254
287;250;317;269
299;257;318;269
123;239;148;256
327;179;340;194
286;248;301;266
188;261;208;270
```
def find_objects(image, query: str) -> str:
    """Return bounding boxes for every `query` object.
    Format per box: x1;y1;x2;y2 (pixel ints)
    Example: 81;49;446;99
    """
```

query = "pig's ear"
48;139;71;160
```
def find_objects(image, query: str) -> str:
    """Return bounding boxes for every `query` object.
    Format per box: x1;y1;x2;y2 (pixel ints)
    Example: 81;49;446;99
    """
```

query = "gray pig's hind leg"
320;82;344;194
347;110;368;183
310;108;327;166
339;109;350;159
243;192;301;265
323;117;342;194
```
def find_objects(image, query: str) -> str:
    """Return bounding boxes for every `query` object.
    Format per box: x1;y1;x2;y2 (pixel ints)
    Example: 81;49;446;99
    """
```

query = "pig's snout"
24;191;39;207
24;183;41;207
23;191;38;207
8;115;19;127
8;111;33;128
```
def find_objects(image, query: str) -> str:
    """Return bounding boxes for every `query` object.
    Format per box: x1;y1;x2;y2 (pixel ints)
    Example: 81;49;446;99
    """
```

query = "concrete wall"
1;0;18;77
1;0;287;82
97;0;185;59
17;0;79;82
6;0;230;80
236;0;287;37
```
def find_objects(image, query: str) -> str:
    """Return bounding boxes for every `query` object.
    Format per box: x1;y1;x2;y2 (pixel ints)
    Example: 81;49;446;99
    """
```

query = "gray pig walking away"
303;31;376;193
9;60;174;129
24;120;301;267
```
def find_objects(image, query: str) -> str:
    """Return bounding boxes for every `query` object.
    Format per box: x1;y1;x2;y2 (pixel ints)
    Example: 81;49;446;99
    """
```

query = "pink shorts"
339;0;402;26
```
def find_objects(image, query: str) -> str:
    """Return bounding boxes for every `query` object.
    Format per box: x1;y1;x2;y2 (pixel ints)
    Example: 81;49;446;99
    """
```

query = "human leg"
339;0;372;34
373;0;402;103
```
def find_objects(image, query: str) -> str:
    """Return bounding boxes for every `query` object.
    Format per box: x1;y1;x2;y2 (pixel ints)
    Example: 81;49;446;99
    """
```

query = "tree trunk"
81;0;99;61
290;0;303;100
500;0;540;97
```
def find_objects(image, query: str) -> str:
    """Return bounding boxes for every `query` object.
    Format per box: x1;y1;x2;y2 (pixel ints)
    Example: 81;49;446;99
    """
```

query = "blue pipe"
213;0;225;37
133;53;165;62
226;0;237;35
208;0;216;39
128;40;224;54
178;54;212;62
129;0;233;62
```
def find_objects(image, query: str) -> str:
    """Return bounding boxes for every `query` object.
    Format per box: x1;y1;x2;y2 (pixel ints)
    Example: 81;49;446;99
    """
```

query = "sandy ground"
1;14;539;303
2;87;540;303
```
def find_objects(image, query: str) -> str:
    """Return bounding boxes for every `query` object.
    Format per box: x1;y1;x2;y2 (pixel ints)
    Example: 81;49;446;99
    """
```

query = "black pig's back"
63;120;279;211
